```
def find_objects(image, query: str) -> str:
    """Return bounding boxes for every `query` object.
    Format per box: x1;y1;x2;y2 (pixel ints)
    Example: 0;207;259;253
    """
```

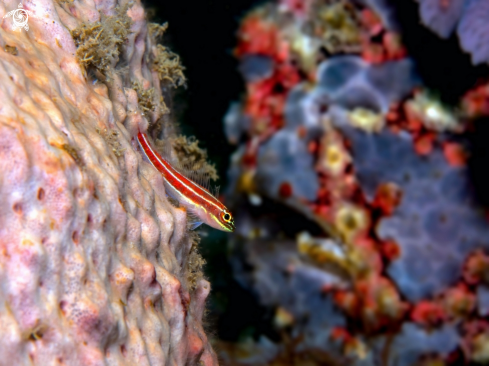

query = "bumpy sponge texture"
0;0;216;365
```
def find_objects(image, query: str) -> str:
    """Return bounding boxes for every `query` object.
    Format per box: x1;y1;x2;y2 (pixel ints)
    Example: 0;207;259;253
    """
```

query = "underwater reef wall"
222;0;489;365
0;0;216;365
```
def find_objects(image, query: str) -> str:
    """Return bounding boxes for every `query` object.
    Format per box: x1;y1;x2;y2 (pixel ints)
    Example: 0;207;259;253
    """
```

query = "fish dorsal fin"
174;163;211;191
156;140;176;164
157;141;193;176
191;169;211;192
213;185;220;198
156;140;216;195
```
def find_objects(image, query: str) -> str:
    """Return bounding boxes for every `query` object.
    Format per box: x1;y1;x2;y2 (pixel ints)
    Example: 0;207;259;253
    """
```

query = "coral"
404;90;460;132
388;323;460;366
316;56;419;113
158;135;219;181
462;80;489;117
186;232;207;291
132;80;168;117
360;0;400;31
70;3;132;78
308;0;363;55
256;129;319;201
235;11;289;63
148;22;168;40
347;107;385;132
222;0;489;364
0;0;217;365
229;237;349;359
337;120;489;301
238;55;274;83
471;332;489;363
152;44;186;88
95;128;126;157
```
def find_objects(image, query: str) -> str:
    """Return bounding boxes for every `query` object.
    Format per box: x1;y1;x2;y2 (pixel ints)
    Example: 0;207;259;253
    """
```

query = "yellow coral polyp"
407;91;460;132
237;170;257;194
297;231;348;269
344;337;368;360
472;333;489;363
289;30;321;73
318;129;351;176
334;204;369;244
324;143;346;175
348;108;385;133
313;1;362;54
274;307;295;329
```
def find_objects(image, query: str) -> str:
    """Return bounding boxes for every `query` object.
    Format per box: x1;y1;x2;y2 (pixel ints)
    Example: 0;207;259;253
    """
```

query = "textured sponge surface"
0;0;216;365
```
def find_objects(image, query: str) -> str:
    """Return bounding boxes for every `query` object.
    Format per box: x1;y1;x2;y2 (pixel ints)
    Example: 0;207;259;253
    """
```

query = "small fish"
137;132;235;232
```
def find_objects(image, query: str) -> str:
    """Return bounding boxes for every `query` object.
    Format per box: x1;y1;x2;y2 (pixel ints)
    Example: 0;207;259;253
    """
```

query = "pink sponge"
0;0;216;365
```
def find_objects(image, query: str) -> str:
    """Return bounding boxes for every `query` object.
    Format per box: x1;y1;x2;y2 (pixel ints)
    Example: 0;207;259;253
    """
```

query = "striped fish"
137;132;235;232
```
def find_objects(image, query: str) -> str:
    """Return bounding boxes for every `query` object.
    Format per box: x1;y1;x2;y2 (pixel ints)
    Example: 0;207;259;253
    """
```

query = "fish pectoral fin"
188;221;203;230
186;211;203;230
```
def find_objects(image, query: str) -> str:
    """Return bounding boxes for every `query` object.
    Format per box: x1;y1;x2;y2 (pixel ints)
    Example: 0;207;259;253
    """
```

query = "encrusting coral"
0;0;217;365
70;3;132;79
149;22;186;89
222;0;489;364
168;135;219;180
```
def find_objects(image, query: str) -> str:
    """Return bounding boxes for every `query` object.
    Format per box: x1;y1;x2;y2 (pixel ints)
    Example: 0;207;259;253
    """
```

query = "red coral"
443;141;467;167
463;250;489;285
361;42;385;64
330;326;353;343
460;320;489;362
335;275;408;332
236;15;289;62
411;283;475;328
403;104;425;133
463;81;489;117
411;301;447;327
330;327;366;357
378;239;401;261
279;0;314;19
413;131;436;156
383;32;407;60
372;183;403;216
359;9;406;64
278;182;293;198
244;63;301;136
443;283;475;318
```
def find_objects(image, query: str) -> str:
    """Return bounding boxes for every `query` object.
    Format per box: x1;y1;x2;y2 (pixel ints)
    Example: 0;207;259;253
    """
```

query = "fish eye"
223;213;231;221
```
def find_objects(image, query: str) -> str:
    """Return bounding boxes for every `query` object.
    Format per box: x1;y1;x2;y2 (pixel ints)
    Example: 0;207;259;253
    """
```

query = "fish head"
209;208;235;232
